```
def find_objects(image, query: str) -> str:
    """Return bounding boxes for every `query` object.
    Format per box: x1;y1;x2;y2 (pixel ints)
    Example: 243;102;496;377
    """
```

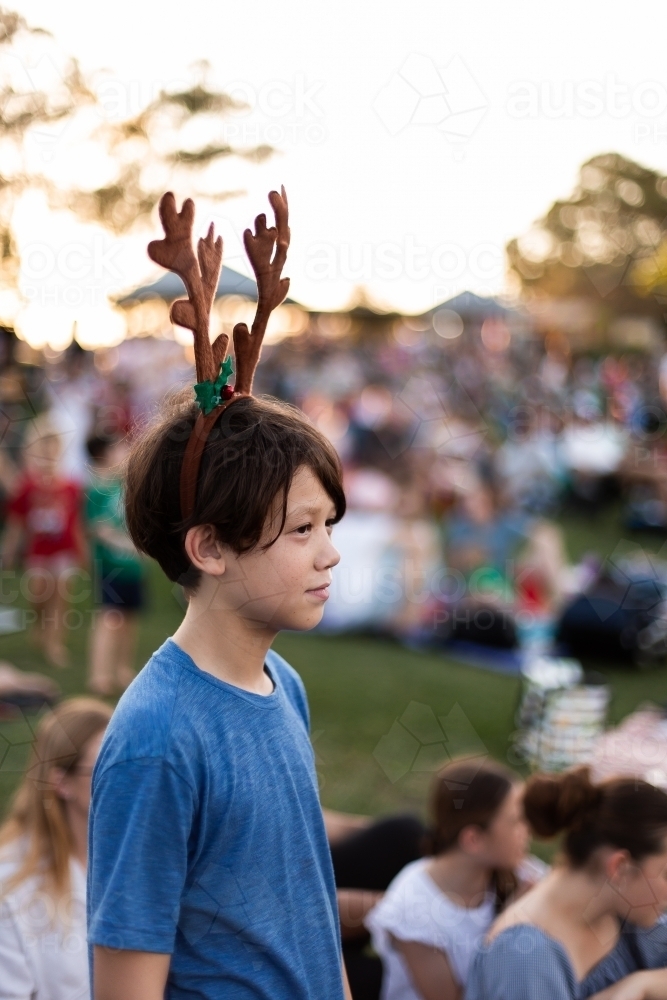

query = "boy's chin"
278;605;326;633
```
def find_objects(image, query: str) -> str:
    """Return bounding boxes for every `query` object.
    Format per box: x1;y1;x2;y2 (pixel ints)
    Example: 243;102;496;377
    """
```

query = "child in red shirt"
3;417;87;667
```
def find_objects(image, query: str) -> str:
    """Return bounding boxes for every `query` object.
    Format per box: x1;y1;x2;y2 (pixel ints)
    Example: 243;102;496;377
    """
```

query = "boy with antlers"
87;189;352;1000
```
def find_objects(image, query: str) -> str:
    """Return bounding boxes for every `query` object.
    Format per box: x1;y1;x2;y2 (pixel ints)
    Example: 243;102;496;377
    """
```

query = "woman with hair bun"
465;767;667;1000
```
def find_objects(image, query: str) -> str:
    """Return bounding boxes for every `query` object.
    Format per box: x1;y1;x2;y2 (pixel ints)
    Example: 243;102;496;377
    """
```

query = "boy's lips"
306;584;330;601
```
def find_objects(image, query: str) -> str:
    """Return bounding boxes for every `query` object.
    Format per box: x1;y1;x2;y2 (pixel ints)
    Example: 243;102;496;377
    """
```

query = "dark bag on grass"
447;602;518;650
555;571;663;665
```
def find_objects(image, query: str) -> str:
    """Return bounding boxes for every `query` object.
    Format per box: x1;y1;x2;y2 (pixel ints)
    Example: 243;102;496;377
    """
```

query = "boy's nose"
317;537;340;571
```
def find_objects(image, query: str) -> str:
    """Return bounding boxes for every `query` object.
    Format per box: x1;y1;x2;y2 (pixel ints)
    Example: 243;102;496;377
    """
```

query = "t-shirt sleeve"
366;885;443;950
88;757;195;954
465;928;577;1000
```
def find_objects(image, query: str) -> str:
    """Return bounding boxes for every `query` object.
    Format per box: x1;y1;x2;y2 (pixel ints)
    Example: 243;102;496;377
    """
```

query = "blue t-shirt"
87;638;343;1000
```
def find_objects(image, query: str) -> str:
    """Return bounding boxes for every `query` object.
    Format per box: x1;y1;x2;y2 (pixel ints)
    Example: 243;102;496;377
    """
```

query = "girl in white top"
366;757;535;1000
0;697;112;1000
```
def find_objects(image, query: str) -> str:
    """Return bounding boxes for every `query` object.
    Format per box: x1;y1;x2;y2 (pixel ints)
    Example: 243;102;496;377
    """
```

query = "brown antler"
232;186;290;396
147;192;224;384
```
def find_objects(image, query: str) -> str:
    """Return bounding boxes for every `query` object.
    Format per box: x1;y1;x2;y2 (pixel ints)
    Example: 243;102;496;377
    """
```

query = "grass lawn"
1;504;667;823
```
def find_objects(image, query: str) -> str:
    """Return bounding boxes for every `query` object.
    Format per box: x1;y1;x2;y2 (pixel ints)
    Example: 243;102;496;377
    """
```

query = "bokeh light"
433;309;464;339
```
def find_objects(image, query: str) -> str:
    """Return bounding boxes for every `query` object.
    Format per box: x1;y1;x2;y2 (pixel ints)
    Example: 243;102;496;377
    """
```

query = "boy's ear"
184;525;227;577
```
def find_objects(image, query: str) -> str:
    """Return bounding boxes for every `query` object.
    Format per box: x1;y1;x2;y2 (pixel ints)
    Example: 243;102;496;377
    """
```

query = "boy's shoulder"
265;646;310;729
95;639;195;777
96;641;310;779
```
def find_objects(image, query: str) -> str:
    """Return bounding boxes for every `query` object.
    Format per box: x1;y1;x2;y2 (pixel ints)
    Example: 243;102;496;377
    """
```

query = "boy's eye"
295;523;311;535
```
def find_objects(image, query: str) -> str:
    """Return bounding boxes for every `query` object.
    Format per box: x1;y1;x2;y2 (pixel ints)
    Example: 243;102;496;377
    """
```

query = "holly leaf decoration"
194;357;235;415
214;356;234;390
194;380;217;414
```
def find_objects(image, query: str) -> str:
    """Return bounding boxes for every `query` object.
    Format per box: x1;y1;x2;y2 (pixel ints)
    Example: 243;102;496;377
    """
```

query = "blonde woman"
0;697;112;1000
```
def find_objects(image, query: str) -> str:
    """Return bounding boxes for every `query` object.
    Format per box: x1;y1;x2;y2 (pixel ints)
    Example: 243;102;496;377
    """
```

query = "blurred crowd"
0;338;149;689
258;309;667;655
0;303;667;665
2;317;667;1000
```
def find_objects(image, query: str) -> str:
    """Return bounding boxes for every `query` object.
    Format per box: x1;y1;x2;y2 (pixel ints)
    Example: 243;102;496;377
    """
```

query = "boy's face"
207;465;341;633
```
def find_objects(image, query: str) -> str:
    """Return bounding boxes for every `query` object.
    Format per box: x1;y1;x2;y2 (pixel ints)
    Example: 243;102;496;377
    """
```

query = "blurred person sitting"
442;480;530;649
0;697;112;1000
495;409;565;514
560;402;627;510
466;768;667;1000
2;416;87;668
85;435;144;696
365;758;539;1000
513;520;572;628
445;481;528;583
321;467;402;633
389;481;442;645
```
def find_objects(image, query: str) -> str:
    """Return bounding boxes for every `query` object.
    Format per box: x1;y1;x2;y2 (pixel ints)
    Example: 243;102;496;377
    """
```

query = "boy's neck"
172;597;276;696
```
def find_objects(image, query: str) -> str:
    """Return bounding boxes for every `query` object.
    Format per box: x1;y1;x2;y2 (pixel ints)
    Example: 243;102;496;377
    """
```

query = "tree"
507;152;667;325
0;7;272;300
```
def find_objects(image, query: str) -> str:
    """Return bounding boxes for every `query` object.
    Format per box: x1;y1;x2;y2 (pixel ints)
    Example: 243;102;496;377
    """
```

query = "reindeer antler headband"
147;187;290;520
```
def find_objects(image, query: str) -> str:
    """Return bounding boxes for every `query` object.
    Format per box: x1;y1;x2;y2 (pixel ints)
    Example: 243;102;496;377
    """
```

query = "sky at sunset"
9;0;667;345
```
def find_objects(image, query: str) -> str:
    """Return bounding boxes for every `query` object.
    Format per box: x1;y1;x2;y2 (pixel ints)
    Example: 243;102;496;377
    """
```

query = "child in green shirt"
85;435;144;695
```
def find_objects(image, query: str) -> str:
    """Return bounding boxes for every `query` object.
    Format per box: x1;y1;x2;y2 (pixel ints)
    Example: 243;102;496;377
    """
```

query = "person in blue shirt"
87;392;351;1000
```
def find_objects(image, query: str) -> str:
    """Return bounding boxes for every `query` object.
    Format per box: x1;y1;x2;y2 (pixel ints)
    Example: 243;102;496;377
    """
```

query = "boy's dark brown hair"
124;390;346;590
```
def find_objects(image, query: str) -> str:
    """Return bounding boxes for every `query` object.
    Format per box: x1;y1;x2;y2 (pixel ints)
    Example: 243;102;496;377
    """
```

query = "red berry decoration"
222;384;235;400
